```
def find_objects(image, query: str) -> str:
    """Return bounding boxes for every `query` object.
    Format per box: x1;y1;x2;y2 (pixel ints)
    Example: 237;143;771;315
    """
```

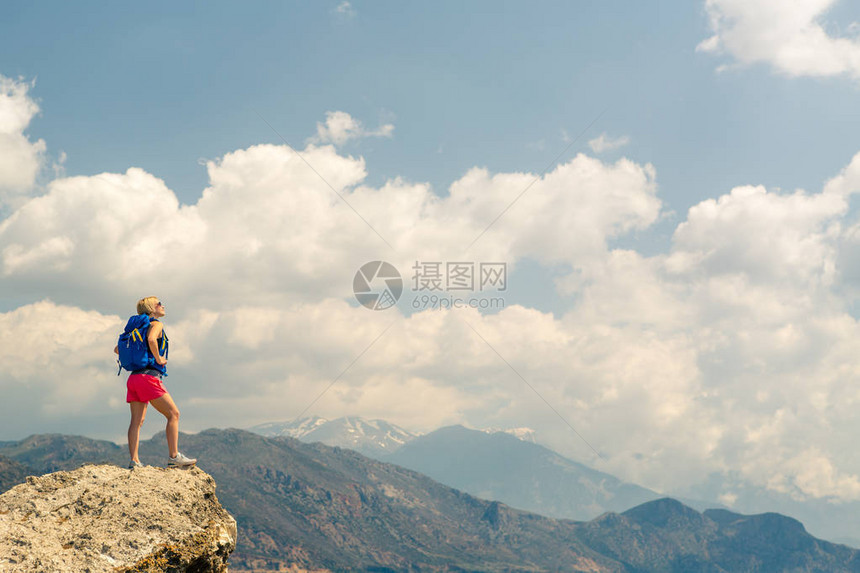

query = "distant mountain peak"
432;423;538;444
247;415;419;457
248;415;328;438
622;497;707;528
480;426;538;443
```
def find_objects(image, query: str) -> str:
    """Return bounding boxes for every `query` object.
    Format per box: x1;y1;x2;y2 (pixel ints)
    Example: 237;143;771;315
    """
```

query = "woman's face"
154;300;166;318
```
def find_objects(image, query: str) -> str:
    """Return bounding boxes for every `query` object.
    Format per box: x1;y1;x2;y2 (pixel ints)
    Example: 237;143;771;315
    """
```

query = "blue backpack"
117;314;162;375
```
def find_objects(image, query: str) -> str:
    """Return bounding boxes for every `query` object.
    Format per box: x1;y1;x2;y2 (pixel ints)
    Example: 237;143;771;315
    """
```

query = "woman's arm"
147;321;167;365
114;345;119;355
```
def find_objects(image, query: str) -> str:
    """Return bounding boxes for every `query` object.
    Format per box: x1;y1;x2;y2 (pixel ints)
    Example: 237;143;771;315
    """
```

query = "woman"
115;296;197;469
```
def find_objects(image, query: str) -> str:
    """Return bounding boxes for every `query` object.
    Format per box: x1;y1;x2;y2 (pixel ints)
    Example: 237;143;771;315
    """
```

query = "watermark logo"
354;260;508;311
412;261;507;292
353;261;403;310
411;293;506;311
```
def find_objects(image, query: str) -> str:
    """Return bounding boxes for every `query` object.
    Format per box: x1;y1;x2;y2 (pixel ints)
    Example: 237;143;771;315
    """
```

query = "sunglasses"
157;301;164;307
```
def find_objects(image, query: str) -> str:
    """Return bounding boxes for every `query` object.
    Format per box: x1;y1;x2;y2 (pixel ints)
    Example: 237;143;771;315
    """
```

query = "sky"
3;0;860;512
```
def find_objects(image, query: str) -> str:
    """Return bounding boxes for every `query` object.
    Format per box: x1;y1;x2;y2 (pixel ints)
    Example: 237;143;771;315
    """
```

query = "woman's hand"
155;355;167;366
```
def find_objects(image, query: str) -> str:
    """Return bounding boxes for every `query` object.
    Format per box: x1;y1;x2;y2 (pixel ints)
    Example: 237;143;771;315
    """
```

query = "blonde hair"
137;296;160;315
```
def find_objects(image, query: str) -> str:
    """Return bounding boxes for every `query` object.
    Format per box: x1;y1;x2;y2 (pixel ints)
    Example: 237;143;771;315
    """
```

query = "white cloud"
311;110;394;146
4;99;860;505
0;167;206;305
0;146;369;308
440;156;659;266
332;1;356;19
0;301;121;417
0;141;660;313
546;155;860;498
0;75;46;206
588;133;631;154
698;0;860;79
669;183;847;285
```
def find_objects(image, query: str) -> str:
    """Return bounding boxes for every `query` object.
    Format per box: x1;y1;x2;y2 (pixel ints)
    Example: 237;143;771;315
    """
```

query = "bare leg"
150;392;180;458
128;402;148;462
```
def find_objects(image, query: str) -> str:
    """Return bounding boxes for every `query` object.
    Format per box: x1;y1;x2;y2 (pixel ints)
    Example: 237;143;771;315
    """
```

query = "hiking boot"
167;452;197;468
128;460;143;470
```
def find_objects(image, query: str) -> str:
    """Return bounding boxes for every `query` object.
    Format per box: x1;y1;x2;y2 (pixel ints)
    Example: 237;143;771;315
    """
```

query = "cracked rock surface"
0;464;236;572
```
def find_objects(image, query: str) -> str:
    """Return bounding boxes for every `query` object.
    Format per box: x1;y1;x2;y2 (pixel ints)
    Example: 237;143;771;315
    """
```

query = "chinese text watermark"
354;260;508;311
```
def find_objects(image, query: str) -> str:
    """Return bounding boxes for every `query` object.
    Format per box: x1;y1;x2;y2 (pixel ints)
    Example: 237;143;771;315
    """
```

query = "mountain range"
248;419;700;523
247;416;860;548
2;428;859;571
248;416;539;458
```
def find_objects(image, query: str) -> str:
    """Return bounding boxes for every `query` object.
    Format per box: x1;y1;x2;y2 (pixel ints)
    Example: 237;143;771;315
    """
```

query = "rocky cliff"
0;464;237;572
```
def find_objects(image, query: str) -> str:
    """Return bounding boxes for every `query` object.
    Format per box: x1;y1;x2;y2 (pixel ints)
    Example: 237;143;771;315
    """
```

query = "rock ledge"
0;463;236;572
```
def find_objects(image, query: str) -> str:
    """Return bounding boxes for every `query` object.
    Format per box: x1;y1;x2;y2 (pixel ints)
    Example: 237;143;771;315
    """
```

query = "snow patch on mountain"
247;416;420;457
481;426;538;443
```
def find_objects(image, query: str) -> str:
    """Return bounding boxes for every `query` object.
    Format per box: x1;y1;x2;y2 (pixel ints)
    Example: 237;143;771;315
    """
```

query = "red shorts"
126;373;167;403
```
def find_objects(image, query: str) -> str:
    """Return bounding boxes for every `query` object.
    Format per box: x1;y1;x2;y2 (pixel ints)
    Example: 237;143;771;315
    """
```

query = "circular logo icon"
353;261;403;310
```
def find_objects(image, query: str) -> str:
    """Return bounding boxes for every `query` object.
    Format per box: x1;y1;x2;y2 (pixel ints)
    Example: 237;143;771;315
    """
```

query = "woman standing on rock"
114;296;196;470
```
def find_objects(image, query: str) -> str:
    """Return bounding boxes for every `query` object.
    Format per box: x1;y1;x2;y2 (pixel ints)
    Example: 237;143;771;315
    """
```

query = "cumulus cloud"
588;133;631;154
311;110;394;146
0;301;121;418
4;100;860;505
698;0;860;79
545;153;860;499
0;142;660;313
0;167;206;306
0;75;46;206
332;1;356;19
668;184;847;285
0;146;372;309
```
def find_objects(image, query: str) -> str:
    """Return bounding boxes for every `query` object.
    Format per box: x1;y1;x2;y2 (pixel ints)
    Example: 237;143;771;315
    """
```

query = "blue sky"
4;0;860;535
5;0;860;316
3;1;857;213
